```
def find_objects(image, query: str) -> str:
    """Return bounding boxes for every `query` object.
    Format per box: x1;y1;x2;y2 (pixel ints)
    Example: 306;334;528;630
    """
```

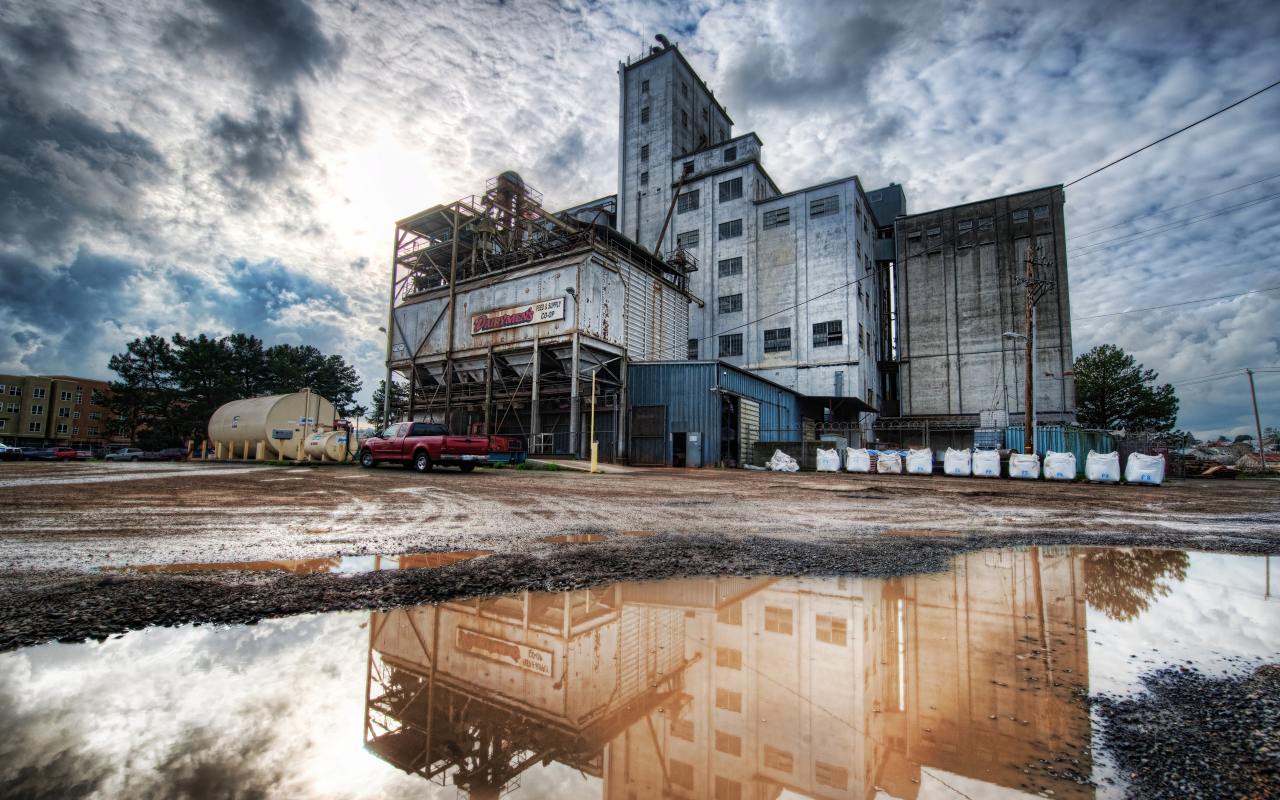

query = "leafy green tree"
1073;344;1179;431
369;379;406;430
105;335;184;447
262;344;362;415
1233;434;1253;443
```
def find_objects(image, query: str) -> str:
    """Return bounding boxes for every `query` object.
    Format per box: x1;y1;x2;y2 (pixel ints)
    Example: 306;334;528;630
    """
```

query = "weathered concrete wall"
894;187;1074;420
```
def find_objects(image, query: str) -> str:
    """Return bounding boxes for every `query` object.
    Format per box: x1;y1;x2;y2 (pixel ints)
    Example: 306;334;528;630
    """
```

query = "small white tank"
305;430;352;461
207;391;337;458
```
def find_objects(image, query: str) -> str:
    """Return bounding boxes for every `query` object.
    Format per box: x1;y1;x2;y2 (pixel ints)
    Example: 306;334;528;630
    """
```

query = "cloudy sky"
1;0;1277;437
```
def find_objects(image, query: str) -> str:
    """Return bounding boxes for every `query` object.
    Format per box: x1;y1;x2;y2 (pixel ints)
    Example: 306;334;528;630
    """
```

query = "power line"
1067;172;1280;240
1172;367;1280;387
667;75;1280;359
1073;285;1280;321
1069;191;1280;258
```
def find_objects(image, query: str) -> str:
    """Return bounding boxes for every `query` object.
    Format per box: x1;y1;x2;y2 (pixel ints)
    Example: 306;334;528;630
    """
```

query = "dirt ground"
1;460;1278;651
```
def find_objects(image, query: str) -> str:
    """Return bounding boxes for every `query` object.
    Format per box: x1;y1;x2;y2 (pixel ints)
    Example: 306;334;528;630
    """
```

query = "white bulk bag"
845;448;871;473
972;450;1001;477
1043;451;1077;481
1124;452;1165;485
877;452;902;473
1085;450;1120;483
943;448;972;476
816;448;841;472
905;448;933;474
767;449;799;472
1008;453;1040;479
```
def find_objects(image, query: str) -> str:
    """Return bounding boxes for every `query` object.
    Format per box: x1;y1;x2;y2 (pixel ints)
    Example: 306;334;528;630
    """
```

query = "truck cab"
360;422;490;473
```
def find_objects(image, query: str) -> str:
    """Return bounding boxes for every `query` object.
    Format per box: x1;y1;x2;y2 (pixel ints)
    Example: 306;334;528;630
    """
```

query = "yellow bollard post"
589;369;598;473
255;441;265;460
215;441;223;460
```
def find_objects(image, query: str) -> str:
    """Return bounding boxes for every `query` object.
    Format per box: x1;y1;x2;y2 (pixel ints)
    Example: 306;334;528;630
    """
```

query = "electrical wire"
666;75;1280;360
1067;172;1280;240
1069;191;1280;258
1072;285;1280;321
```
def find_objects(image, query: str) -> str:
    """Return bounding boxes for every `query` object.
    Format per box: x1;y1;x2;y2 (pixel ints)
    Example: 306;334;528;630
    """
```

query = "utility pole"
1018;244;1056;455
1248;369;1265;466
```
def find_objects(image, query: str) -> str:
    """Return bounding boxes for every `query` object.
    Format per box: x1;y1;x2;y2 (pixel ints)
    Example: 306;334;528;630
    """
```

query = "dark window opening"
763;328;791;354
718;334;742;357
763;208;790;229
723;146;737;162
718;294;742;314
718;256;742;277
813;320;843;347
718;218;743;239
719;177;743;202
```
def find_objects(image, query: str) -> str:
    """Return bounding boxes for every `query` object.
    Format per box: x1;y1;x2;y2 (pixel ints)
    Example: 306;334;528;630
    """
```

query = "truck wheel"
130;456;139;462
360;449;377;468
414;452;434;473
459;464;476;473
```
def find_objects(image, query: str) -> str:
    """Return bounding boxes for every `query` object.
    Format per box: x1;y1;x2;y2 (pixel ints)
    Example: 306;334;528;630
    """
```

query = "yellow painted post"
215;441;223;460
589;369;598;473
255;441;265;460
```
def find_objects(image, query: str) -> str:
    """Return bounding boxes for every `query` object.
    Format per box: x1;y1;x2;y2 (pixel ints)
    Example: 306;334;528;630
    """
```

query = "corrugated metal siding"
1006;425;1115;464
628;362;802;466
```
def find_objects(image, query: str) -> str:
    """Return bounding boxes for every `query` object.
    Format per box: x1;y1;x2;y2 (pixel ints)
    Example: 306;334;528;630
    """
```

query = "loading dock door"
630;405;667;466
739;399;760;467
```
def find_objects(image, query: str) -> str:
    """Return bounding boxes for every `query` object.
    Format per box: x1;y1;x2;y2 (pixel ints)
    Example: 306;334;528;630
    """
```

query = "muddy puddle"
2;547;1276;799
101;550;493;575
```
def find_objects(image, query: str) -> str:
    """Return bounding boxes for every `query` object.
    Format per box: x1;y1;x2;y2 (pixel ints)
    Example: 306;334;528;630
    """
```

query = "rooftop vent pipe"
655;34;672;48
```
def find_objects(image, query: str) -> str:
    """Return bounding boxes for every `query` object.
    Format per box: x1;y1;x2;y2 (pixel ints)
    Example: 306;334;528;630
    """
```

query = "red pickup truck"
360;422;490;473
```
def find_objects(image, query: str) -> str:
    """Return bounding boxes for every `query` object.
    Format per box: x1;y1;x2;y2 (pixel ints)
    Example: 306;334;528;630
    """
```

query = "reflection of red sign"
455;628;553;676
471;298;565;335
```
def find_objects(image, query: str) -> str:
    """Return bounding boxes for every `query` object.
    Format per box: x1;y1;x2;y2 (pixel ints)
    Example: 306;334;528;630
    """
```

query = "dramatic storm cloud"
0;0;1277;436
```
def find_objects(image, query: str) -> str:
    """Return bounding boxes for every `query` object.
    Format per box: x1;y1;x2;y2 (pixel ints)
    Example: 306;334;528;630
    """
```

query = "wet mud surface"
1;462;1277;652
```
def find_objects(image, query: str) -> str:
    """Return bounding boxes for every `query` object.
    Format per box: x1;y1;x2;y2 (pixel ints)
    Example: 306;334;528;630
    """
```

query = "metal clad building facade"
627;361;801;467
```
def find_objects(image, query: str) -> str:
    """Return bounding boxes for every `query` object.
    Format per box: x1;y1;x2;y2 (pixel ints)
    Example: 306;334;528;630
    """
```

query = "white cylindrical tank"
207;392;337;458
305;430;352;461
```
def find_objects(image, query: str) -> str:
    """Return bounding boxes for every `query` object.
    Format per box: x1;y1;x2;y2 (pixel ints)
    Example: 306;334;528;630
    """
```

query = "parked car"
16;447;39;461
45;447;81;461
104;447;148;462
0;444;22;461
156;448;188;462
360;422;490;472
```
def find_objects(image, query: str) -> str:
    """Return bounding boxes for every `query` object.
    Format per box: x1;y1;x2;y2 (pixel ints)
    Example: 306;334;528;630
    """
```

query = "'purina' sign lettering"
471;298;565;335
455;628;553;677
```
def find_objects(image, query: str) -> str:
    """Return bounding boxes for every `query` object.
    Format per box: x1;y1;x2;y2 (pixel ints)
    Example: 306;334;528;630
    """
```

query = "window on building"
640;106;650;124
979;216;994;230
764;605;793;634
687;339;698;360
670;760;695;790
810;195;840;217
28;422;42;433
714;777;742;800
88;426;99;435
677;189;700;212
878;226;894;239
719;177;742;202
867;330;872;353
88;411;101;420
718;257;742;277
870;191;883;202
816;614;847;646
715;688;742;712
906;230;921;240
813;320;843;347
57;407;69;418
71;425;78;435
0;384;5;394
723;146;737;162
715;730;742;756
715;647;742;669
640;171;649;185
32;388;46;399
0;419;5;430
30;405;43;415
681;110;687;128
718;334;743;357
641;79;649;93
1012;209;1029;223
5;404;16;413
75;390;83;403
59;391;72;401
9;386;21;396
671;719;693;741
958;220;973;232
640;144;649;161
718;127;725;142
718;219;742;239
702;107;708;121
926;226;941;236
717;602;742;625
815;762;849;790
834;370;844;398
763;746;794;773
718;294;742;314
676;229;699;248
763;208;790;230
763;328;790;353
681;81;688;97
1033;205;1050;220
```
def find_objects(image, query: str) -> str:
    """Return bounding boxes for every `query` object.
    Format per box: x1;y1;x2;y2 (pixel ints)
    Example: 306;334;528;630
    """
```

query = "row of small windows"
715;605;849;645
668;759;846;793
907;207;1047;239
710;321;850;356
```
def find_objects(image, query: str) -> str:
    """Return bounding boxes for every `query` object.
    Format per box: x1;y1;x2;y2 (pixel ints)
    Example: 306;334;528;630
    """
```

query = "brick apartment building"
0;374;129;450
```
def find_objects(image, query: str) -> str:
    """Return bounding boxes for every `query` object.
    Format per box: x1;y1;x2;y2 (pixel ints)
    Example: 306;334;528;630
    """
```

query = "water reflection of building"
364;548;1094;799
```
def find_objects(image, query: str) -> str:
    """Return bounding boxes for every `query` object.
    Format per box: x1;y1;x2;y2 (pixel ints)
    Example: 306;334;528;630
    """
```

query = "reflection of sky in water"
1;549;1276;800
1087;552;1278;697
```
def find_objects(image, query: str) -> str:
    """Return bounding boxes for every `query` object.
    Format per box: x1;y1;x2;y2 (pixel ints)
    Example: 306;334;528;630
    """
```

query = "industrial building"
361;547;1093;799
381;36;1077;466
